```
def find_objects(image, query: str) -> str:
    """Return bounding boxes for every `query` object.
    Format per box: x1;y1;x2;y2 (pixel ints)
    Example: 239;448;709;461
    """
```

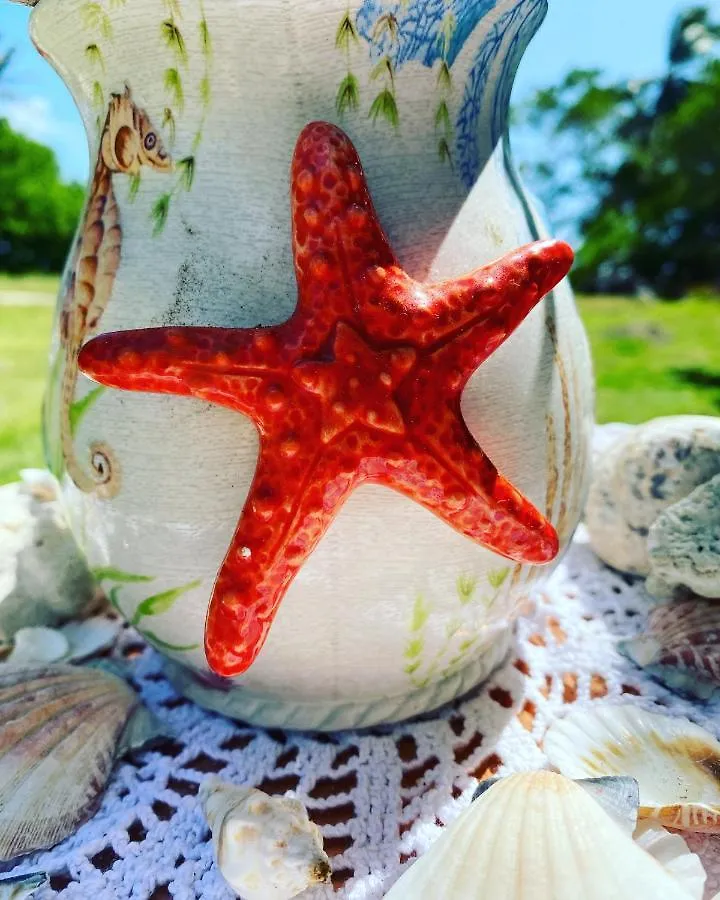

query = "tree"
0;120;84;273
518;5;720;297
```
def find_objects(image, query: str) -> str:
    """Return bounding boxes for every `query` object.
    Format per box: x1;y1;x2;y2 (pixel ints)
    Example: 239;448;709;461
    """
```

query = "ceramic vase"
32;0;593;729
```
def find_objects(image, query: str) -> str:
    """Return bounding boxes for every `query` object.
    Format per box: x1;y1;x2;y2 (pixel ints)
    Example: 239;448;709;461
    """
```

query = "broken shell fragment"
0;872;48;900
61;616;122;661
5;627;69;666
619;600;720;700
0;664;160;860
545;705;720;832
385;770;699;898
199;777;331;900
634;823;706;900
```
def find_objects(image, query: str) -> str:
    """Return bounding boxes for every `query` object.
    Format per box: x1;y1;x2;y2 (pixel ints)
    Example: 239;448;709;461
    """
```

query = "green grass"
0;276;718;485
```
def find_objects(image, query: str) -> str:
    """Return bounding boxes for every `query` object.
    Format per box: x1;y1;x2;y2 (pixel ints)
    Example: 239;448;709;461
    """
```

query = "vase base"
162;627;513;731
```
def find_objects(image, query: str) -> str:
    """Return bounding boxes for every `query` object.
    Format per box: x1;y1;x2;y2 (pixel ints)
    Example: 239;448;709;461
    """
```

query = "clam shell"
385;771;697;898
545;705;720;832
634;823;706;900
0;664;151;860
620;601;720;700
0;872;48;900
200;777;331;900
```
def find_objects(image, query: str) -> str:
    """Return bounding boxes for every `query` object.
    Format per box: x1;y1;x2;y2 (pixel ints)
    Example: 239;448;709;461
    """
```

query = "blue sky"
0;0;690;184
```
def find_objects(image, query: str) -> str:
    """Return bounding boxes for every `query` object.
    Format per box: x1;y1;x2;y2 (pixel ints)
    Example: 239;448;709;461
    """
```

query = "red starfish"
79;122;573;678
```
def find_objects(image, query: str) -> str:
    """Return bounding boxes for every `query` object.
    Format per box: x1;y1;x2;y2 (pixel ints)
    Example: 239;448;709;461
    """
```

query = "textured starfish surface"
79;121;574;678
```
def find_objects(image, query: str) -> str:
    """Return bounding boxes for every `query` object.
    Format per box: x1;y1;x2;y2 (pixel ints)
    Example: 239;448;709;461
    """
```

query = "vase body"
36;0;593;729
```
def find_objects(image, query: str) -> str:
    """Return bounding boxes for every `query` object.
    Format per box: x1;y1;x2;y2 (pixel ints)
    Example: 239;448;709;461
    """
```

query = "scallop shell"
545;705;720;832
620;600;720;700
0;664;160;860
200;777;331;900
385;771;698;899
0;872;48;900
634;823;706;900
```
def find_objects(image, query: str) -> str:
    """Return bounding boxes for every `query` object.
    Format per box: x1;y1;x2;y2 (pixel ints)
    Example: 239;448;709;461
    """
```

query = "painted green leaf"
438;136;453;165
92;81;105;109
164;67;184;110
163;0;182;16
162;107;176;145
162;20;188;65
151;193;172;236
410;594;431;632
178;155;195;191
404;660;421;676
82;3;112;38
93;566;155;584
335;73;360;115
456;574;478;605
141;629;200;653
192;130;204;153
488;568;510;590
199;18;212;56
109;0;127;8
128;172;142;201
335;13;359;51
200;75;211;108
370;57;395;87
69;385;105;436
85;43;105;71
372;13;399;44
404;637;423;659
437;12;457;57
437;60;452;90
368;88;399;129
107;585;124;614
435;99;451;134
458;636;478;652
445;618;462;639
131;579;201;625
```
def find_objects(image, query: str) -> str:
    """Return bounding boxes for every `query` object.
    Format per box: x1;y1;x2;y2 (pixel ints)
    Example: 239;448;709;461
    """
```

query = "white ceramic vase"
32;0;593;729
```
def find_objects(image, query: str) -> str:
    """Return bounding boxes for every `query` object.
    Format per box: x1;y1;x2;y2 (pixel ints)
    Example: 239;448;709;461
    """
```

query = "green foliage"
178;156;195;191
336;73;360;114
371;57;395;87
0;121;84;274
69;386;105;436
92;81;105;109
335;12;359;51
140;630;200;653
84;43;105;72
93;566;154;584
369;88;399;129
199;18;212;56
131;579;202;625
161;20;188;66
162;107;177;145
151;193;172;235
521;5;720;296
128;172;142;200
164;67;184;110
437;60;452;90
81;2;113;39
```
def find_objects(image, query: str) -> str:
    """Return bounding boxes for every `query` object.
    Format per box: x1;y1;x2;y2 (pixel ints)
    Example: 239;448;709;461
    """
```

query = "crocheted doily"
5;426;720;900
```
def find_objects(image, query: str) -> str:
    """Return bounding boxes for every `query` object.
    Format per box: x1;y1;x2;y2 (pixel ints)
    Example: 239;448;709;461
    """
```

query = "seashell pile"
585;416;720;591
0;872;48;900
200;777;331;900
0;664;162;860
620;599;720;699
383;770;706;899
545;705;720;832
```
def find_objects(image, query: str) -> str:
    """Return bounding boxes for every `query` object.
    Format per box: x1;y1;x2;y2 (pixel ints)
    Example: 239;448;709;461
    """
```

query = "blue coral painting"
341;0;547;186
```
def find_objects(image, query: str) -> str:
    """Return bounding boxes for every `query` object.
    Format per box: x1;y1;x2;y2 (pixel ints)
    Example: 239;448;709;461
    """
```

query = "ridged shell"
384;771;697;899
545;705;720;832
620;600;720;700
0;872;48;900
0;664;146;860
634;823;706;900
200;777;331;900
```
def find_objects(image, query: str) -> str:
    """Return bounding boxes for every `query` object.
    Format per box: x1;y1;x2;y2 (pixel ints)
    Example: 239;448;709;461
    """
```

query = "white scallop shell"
384;771;699;899
200;777;331;900
634;823;706;900
0;664;157;860
545;705;720;832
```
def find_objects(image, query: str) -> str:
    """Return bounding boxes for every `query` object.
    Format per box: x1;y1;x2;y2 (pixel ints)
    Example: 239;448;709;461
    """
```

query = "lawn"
0;274;718;485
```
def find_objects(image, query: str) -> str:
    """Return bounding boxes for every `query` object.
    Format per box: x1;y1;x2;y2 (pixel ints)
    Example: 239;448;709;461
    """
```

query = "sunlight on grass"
0;277;718;485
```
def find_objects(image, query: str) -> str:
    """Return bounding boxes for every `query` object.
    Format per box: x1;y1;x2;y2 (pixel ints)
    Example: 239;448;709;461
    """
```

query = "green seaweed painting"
94;566;201;653
403;568;510;689
435;3;455;165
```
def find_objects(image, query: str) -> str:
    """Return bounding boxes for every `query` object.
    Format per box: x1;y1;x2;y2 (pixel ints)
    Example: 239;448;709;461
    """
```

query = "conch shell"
0;664;162;860
384;771;703;899
545;704;720;832
199;777;331;900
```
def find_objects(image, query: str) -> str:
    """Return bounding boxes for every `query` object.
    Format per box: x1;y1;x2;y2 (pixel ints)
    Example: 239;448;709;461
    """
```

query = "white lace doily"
5;427;720;900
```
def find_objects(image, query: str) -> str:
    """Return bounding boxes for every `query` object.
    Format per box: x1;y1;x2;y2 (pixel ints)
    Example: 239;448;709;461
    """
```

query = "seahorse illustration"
59;85;172;498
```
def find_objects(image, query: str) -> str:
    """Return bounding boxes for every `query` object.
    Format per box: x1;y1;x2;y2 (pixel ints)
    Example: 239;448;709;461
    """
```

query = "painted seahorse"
59;85;172;498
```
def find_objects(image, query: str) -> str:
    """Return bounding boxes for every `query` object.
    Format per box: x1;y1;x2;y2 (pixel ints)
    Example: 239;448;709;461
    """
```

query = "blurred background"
0;0;718;485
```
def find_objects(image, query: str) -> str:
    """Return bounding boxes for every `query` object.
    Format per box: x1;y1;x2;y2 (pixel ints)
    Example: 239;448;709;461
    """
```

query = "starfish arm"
289;122;397;345
356;240;573;350
78;326;288;414
380;420;558;565
204;430;361;677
